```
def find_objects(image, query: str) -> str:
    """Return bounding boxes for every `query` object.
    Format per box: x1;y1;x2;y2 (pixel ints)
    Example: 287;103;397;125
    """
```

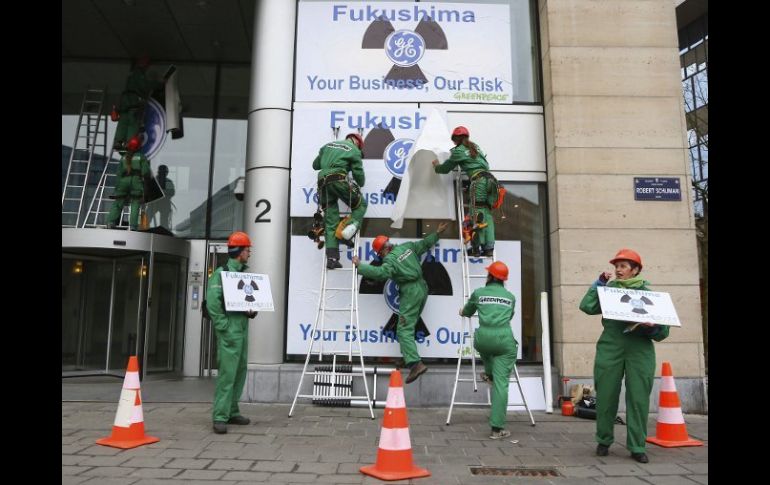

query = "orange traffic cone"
360;370;430;481
96;356;160;449
646;362;703;448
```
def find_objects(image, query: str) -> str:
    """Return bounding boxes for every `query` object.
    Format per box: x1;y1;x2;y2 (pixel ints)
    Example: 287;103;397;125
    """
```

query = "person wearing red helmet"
113;55;164;152
432;126;500;257
312;133;368;269
206;231;257;434
352;222;449;383
106;135;151;230
579;248;670;464
459;260;518;439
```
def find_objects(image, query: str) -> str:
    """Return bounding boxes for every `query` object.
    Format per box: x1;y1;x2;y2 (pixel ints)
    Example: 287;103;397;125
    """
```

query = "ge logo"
384;139;414;179
140;98;167;161
385;30;425;67
384;279;400;313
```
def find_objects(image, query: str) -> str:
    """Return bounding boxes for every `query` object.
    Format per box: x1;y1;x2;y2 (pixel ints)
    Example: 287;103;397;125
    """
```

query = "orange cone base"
96;434;159;449
360;464;431;481
646;436;703;448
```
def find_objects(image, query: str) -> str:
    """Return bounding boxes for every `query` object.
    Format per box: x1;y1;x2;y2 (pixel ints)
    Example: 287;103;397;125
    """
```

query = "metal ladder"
446;170;535;426
61;89;110;228
289;232;375;419
83;148;132;229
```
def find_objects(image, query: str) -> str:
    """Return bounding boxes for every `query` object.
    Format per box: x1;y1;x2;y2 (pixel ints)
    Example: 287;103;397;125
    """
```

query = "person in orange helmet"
579;248;670;463
106;135;151;230
459;261;518;439
206;231;257;434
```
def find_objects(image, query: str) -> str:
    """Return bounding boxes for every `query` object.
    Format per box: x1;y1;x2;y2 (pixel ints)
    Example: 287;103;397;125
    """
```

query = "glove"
598;272;610;284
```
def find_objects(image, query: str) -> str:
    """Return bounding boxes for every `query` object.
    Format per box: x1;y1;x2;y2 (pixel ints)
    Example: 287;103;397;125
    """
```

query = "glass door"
200;242;229;376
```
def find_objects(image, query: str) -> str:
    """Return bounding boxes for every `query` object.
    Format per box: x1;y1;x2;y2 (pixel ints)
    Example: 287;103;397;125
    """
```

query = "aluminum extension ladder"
61;88;110;227
446;170;535;426
289;232;375;419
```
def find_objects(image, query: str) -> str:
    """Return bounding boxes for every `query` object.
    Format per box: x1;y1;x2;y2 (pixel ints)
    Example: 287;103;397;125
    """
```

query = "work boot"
227;415;250;425
483;248;495;258
326;258;342;269
596;444;609;456
468;247;481;257
479;372;493;383
405;361;428;384
213;421;227;434
631;452;649;463
489;429;511;440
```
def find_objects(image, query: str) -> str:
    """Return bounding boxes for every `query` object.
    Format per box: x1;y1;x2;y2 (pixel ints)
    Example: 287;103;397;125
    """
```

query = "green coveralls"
206;258;250;423
357;232;439;366
434;144;498;251
462;281;518;429
114;66;162;149
107;152;151;229
312;139;368;257
579;276;670;453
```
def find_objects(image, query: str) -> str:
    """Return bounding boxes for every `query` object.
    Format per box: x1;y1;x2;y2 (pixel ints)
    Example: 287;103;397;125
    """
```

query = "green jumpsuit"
579;276;670;453
461;281;518;429
312;139;368;257
107;152;151;230
434;144;498;251
114;66;162;150
357;232;439;366
206;258;250;423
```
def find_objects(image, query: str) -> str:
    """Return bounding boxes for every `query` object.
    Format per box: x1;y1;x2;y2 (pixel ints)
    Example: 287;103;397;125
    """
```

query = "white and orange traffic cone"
646;361;703;448
96;356;159;449
360;370;430;481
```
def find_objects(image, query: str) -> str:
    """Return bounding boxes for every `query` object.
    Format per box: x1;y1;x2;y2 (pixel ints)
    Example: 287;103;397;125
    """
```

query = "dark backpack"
202;264;229;320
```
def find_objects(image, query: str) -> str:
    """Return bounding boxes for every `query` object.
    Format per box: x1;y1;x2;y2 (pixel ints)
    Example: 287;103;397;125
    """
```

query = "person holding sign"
579;249;669;463
352;222;449;384
432;126;501;257
313;133;368;269
207;231;257;434
459;261;518;440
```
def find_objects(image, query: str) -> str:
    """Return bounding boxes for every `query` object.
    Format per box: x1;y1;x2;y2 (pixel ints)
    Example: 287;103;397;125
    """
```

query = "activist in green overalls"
579;248;670;464
313;133;368;269
107;136;150;230
433;126;499;257
352;222;448;384
114;56;163;152
460;261;518;440
206;231;257;434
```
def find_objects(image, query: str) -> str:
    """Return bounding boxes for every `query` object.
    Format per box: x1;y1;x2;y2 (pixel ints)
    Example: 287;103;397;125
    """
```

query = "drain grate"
470;466;562;477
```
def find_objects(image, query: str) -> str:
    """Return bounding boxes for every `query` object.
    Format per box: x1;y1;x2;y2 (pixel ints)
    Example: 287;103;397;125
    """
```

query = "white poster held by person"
597;287;681;328
222;272;275;312
391;108;455;228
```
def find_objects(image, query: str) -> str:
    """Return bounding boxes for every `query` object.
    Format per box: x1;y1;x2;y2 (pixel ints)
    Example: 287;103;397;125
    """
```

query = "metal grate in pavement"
470;466;562;477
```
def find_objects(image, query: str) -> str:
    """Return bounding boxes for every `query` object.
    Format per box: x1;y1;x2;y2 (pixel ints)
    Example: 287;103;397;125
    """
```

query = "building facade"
62;0;706;412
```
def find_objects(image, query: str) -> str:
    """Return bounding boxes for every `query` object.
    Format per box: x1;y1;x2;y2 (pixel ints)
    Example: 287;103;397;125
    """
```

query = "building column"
539;0;706;410
244;0;296;364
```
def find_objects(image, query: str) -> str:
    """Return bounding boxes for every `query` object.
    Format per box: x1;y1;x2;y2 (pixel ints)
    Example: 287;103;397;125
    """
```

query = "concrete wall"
539;0;706;412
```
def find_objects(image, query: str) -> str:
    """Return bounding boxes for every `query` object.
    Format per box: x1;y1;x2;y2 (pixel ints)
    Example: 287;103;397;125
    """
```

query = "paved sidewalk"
62;402;707;484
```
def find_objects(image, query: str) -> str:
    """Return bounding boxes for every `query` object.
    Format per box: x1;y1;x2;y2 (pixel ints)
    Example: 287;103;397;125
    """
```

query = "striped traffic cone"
646;362;703;448
360;370;431;481
96;356;160;449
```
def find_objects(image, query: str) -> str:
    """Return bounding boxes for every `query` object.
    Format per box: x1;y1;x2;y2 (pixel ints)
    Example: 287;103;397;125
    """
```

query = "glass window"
210;65;251;239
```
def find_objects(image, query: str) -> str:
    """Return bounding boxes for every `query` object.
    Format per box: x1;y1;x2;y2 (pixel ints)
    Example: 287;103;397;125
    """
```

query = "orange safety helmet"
126;135;142;152
346;133;364;150
452;126;469;137
609;248;642;270
485;261;509;281
372;235;390;255
228;231;252;248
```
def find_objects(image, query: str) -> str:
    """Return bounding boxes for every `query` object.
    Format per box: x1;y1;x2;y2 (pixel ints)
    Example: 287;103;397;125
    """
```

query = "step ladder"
82;149;132;229
289;232;375;419
446;170;535;426
61;88;110;228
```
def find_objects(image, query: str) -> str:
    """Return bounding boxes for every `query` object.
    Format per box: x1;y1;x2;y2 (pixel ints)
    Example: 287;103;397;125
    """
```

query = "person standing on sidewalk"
206;231;257;434
459;261;518;439
579;248;669;463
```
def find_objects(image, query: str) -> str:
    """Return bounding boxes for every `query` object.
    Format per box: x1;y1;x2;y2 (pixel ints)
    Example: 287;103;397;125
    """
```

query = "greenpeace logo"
326;142;352;152
397;249;413;262
332;5;476;23
478;296;512;307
